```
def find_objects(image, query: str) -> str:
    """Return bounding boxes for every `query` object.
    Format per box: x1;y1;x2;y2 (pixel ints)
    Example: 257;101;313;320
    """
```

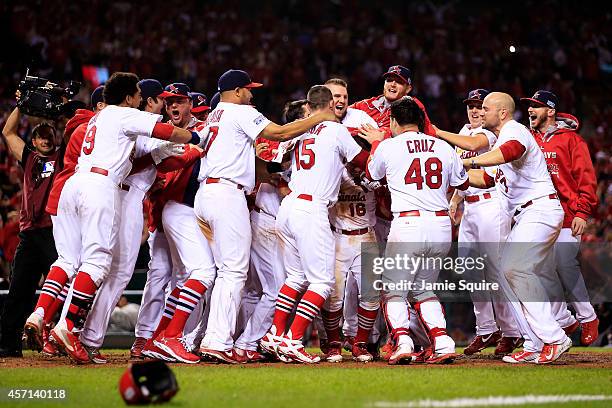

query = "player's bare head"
104;72;141;108
283;99;308;123
481;92;515;130
306;85;334;114
382;65;412;102
31;122;57;155
389;96;425;134
325;78;349;120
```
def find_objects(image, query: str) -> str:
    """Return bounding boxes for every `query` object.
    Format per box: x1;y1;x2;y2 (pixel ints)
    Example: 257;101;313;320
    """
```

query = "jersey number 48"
404;156;443;190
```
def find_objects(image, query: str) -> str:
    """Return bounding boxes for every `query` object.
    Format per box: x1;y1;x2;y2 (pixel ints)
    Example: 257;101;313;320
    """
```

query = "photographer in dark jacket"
0;102;65;357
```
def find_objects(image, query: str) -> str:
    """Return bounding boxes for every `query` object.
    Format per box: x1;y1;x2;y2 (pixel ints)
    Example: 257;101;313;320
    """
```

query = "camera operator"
0;97;65;357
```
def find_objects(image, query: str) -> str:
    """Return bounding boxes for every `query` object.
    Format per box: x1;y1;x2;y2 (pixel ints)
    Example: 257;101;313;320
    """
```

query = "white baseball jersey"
288;121;362;205
123;136;161;191
329;169;376;230
368;131;467;212
254;182;282;217
342;107;378;128
77;106;162;184
456;125;497;197
484;120;557;214
197;102;271;190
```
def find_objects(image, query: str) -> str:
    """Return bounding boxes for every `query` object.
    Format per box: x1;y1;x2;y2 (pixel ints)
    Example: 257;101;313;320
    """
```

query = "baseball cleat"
494;336;524;356
141;341;176;362
41;324;62;357
154;332;200;364
130;336;147;360
426;352;458;364
49;321;90;364
352;342;374;363
83;345;108;364
199;348;240;364
463;330;501;355
537;336;572;364
324;341;343;363
23;312;44;352
580;318;599;346
367;342;381;360
388;343;414;365
502;349;538;364
410;346;433;364
562;320;579;336
260;327;285;360
342;336;355;353
277;334;321;364
244;349;268;363
380;339;394;361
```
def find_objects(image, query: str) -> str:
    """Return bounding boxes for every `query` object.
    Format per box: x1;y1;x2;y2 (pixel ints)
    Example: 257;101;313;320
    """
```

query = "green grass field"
2;348;612;408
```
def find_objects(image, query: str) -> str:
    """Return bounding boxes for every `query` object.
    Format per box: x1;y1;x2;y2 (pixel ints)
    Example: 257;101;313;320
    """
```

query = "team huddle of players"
21;63;599;366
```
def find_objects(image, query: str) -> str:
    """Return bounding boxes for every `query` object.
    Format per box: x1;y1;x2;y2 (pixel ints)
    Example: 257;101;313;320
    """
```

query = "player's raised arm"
434;126;491;151
2;107;26;162
259;110;336;142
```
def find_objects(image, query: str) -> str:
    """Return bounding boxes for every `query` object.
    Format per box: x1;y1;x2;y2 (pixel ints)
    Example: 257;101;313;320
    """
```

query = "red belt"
465;192;492;203
90;167;108;176
331;225;370;236
398;210;449;217
297;194;312;201
516;193;558;214
205;177;244;190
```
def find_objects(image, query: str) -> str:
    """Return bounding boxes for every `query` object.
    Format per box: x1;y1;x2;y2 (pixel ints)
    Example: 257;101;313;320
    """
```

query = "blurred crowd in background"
0;0;610;339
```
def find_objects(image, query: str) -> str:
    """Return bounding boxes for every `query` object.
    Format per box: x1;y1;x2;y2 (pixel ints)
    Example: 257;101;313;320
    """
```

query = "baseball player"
72;79;184;363
24;72;200;364
232;103;305;363
366;96;469;365
463;92;571;364
352;65;436;252
190;92;210;121
318;78;382;362
522;90;599;345
33;86;105;357
194;70;334;363
260;85;370;364
139;83;211;363
434;89;522;356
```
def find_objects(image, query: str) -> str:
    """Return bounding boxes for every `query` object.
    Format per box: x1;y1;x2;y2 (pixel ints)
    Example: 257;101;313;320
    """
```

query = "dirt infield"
3;349;612;369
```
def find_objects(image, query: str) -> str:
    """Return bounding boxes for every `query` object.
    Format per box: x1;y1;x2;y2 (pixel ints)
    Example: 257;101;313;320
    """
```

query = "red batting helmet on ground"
119;360;179;405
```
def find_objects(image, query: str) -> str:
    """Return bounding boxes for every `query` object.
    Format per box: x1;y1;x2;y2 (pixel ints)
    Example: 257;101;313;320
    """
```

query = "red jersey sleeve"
569;135;598;220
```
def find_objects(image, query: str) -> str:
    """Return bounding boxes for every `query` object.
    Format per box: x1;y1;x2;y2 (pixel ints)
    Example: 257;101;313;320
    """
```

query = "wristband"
189;131;201;145
470;158;476;169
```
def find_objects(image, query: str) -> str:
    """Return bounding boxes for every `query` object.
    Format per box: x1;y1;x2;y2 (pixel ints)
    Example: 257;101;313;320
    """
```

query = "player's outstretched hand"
151;141;185;164
358;124;385;145
449;201;461;225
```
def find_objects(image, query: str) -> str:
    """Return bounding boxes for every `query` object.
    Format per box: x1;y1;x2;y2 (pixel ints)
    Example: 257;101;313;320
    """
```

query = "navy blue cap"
218;69;263;92
382;65;412;85
91;85;105;107
521;90;559;109
210;92;221;110
463;88;490;104
190;92;210;113
164;82;191;98
139;79;174;100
